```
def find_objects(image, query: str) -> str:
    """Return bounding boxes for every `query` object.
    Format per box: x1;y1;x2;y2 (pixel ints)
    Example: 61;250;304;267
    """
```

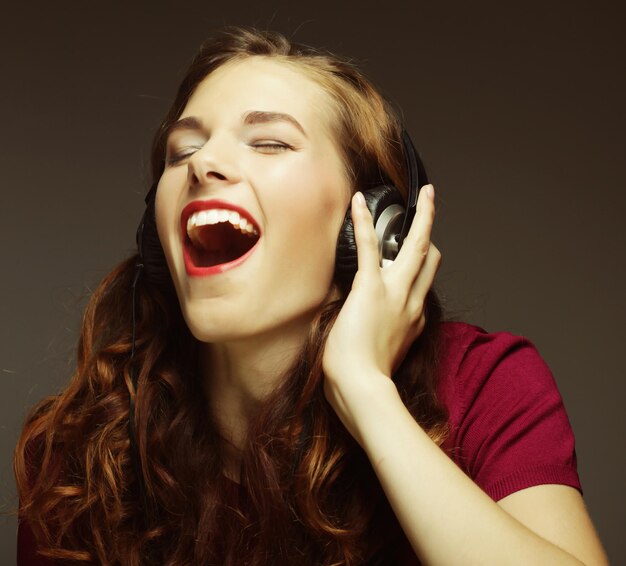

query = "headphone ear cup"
136;188;175;292
334;184;404;293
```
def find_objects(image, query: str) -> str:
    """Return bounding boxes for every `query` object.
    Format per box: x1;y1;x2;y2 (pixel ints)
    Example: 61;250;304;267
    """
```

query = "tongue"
188;222;256;267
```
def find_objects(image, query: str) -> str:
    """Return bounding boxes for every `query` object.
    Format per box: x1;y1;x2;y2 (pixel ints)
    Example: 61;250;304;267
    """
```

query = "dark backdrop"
1;1;624;563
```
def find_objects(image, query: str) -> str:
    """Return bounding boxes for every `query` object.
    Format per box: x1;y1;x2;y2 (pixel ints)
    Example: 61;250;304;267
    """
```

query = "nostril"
189;170;227;186
208;170;227;181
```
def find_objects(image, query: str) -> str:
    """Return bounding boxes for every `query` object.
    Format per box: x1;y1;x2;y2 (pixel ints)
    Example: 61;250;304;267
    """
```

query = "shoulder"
435;321;581;501
436;321;556;414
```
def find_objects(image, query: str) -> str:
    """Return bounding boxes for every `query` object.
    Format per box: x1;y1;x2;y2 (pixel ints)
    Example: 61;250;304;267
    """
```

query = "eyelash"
251;141;293;153
165;141;293;166
166;148;201;166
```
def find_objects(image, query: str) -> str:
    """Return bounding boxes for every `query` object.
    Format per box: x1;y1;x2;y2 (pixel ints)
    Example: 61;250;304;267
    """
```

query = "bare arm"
333;375;608;565
322;188;608;565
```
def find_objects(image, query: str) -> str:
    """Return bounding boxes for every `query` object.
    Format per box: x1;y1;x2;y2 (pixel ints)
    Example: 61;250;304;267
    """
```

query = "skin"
156;56;608;564
155;57;351;452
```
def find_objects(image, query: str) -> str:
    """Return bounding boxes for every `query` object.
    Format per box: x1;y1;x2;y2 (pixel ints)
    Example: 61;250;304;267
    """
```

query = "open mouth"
181;202;261;276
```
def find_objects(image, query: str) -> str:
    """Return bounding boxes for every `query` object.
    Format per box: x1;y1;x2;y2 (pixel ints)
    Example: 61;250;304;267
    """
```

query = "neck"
199;317;311;456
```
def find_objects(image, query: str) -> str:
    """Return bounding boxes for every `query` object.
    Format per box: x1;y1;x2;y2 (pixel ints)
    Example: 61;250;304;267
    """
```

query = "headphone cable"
129;261;155;522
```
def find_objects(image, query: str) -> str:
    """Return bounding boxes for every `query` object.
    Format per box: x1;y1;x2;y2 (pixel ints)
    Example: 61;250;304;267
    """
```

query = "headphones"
135;129;428;293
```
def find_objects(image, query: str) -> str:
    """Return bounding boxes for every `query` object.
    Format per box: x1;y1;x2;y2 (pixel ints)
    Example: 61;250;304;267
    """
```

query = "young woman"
14;28;608;565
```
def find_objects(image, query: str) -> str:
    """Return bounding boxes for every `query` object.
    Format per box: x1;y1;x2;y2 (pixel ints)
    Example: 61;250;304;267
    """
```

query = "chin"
181;312;239;344
181;300;325;346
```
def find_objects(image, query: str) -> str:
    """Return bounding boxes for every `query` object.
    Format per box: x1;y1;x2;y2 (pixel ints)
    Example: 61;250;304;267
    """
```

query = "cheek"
278;187;345;237
273;175;349;279
279;152;350;223
154;190;169;249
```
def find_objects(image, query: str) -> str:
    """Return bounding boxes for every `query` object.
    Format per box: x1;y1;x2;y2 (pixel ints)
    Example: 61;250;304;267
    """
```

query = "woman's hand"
322;185;441;439
322;187;609;566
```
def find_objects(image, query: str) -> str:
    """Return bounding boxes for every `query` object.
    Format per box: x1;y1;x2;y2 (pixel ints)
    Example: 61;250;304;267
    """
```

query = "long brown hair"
14;28;448;565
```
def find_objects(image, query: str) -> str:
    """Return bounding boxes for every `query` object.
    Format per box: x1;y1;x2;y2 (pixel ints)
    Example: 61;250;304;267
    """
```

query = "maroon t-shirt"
438;322;580;501
17;322;581;564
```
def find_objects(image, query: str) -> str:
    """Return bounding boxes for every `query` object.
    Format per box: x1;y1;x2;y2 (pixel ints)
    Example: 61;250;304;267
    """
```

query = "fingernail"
355;192;366;206
425;185;435;200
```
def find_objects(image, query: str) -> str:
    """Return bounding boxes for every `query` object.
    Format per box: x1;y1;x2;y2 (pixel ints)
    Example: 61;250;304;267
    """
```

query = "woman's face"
156;57;352;344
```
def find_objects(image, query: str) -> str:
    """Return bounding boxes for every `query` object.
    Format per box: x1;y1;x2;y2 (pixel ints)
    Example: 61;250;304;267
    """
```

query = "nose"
186;138;241;190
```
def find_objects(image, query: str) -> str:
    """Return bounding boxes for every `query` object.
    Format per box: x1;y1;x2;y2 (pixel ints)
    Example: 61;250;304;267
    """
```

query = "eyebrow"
243;110;307;137
164;111;307;141
164;116;203;140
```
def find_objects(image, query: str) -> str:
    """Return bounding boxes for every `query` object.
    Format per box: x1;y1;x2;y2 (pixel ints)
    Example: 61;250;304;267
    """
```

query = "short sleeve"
438;322;581;501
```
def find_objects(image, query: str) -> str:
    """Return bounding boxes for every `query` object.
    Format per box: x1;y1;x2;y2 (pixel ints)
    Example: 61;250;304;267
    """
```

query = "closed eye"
166;147;203;166
165;140;293;165
251;141;293;154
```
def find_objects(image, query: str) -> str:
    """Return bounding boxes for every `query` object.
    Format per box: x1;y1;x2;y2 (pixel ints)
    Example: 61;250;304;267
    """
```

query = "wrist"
326;367;398;405
324;370;404;445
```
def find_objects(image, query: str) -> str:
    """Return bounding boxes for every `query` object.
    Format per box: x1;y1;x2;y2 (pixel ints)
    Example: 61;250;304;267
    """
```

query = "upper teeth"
187;209;259;237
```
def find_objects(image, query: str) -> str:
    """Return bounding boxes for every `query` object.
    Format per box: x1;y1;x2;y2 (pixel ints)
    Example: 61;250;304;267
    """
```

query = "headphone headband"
398;129;421;250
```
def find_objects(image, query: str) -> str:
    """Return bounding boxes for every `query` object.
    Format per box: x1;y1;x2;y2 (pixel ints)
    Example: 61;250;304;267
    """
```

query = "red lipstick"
181;199;261;277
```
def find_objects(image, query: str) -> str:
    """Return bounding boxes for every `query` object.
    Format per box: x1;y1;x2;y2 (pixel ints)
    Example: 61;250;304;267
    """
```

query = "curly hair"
14;27;448;565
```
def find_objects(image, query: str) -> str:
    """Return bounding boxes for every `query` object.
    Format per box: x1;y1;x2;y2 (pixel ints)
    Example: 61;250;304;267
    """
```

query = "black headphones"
135;129;428;293
334;129;427;292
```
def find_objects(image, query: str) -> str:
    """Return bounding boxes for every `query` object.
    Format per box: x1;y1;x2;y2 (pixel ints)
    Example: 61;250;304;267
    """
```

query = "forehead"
180;57;335;131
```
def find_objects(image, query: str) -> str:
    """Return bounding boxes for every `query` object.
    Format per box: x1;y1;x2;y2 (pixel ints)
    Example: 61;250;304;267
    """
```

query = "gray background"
1;1;624;563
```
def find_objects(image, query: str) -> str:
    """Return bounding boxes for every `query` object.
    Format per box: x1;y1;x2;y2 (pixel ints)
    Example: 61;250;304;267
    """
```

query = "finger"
351;192;380;275
407;242;441;313
394;184;436;279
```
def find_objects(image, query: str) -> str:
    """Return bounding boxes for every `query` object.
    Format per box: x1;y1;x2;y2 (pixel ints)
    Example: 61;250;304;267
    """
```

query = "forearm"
321;189;602;564
337;374;586;566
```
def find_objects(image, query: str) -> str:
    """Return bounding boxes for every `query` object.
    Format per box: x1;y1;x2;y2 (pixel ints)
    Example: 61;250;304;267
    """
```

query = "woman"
14;28;607;565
